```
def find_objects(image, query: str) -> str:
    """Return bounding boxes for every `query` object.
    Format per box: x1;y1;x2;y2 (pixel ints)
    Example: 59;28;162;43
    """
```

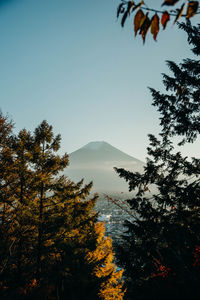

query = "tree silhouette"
115;22;200;299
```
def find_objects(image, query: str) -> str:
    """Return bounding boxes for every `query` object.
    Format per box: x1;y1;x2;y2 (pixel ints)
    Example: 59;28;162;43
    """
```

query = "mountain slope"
65;141;144;192
69;141;142;165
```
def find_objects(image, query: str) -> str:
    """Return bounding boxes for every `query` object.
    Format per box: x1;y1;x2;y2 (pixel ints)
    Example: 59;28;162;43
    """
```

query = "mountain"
65;141;145;192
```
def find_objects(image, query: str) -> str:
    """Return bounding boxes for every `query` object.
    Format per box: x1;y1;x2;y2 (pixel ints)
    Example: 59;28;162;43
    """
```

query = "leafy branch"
117;0;200;43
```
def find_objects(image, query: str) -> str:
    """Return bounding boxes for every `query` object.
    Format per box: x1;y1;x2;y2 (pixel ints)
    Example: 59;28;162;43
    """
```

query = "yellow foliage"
86;222;125;299
29;279;37;289
44;239;55;247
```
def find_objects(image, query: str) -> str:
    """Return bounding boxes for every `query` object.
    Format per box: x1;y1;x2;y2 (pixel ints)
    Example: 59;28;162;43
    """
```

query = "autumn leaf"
117;3;125;18
174;3;185;24
121;10;129;27
118;0;198;42
162;0;180;6
161;11;170;29
186;1;199;18
139;13;151;43
134;9;145;36
151;13;159;40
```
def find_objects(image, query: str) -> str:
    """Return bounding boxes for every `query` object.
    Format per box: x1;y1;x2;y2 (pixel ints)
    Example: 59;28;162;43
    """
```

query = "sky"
0;0;199;161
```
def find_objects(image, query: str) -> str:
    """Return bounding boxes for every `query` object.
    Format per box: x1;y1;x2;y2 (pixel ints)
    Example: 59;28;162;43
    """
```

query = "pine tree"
0;125;38;298
0;119;124;299
150;21;200;145
30;120;68;282
29;174;125;300
115;22;200;300
10;129;37;293
0;113;15;227
29;121;124;300
0;113;16;295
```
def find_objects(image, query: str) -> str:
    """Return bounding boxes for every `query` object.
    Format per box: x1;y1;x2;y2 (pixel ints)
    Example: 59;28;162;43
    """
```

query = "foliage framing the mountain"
115;22;200;299
0;119;124;299
86;222;125;300
117;0;199;43
151;21;200;144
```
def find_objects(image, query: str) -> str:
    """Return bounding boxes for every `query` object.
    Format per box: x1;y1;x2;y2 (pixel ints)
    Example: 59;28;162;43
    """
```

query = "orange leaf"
161;11;170;29
134;9;145;36
186;1;199;18
151;13;159;41
139;13;151;44
162;0;180;6
174;3;185;24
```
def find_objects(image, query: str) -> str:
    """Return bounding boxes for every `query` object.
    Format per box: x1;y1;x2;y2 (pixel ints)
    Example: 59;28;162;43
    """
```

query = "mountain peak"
83;141;109;150
70;141;144;165
66;141;145;192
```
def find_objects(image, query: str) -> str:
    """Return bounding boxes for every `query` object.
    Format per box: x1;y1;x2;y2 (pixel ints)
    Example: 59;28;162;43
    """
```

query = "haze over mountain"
65;141;145;192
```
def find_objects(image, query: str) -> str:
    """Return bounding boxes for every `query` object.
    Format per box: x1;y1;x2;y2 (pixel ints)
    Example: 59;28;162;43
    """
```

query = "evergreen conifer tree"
30;120;69;282
115;22;200;300
10;129;34;292
1;125;39;297
0;113;17;294
0;119;124;300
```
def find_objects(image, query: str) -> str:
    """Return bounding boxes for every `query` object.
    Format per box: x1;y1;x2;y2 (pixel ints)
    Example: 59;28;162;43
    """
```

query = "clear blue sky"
0;0;199;161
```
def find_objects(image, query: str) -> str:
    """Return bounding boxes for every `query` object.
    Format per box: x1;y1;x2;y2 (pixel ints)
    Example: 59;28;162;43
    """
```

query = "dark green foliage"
150;21;200;144
115;22;200;300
